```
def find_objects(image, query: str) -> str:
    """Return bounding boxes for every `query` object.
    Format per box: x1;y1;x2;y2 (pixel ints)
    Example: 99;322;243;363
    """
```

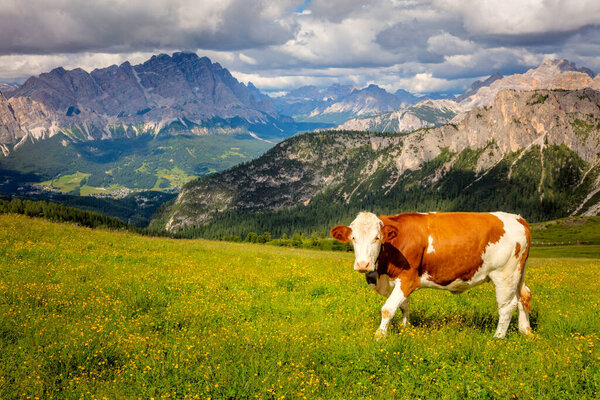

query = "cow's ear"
381;224;399;242
330;225;352;242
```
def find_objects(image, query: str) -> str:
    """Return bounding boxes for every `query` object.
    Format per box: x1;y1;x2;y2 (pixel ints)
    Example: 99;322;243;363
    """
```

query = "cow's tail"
517;217;532;312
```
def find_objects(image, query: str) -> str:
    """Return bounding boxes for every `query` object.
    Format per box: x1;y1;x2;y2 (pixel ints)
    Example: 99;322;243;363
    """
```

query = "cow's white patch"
485;212;528;284
426;235;435;254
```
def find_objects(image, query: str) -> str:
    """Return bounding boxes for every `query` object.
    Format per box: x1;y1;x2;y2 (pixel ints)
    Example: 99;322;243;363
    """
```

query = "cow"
330;211;532;339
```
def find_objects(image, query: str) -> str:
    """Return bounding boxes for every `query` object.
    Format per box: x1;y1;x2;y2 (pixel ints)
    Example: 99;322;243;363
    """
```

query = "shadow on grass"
396;308;540;334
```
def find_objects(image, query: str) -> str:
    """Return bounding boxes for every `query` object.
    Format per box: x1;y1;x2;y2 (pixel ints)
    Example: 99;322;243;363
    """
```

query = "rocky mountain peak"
458;58;597;110
2;52;281;145
539;59;595;77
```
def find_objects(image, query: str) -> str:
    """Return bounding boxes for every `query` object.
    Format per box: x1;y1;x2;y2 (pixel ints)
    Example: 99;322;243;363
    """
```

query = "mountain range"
271;83;421;125
332;59;600;133
0;52;294;152
0;52;325;204
2;54;600;232
154;60;600;236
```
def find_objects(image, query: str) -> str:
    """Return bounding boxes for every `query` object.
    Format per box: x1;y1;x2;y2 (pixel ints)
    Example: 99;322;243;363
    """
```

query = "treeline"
218;231;352;252
0;197;352;252
0;198;130;229
0;197;169;236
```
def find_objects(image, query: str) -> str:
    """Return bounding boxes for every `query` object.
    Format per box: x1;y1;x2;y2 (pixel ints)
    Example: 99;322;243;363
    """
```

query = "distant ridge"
333;59;599;133
0;52;292;151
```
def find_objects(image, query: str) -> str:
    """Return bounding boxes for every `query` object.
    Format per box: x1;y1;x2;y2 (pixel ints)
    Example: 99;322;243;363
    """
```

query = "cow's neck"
376;243;409;279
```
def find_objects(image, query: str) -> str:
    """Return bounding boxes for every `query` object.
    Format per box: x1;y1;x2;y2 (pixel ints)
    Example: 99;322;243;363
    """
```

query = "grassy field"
0;215;598;399
38;172;92;194
531;216;600;245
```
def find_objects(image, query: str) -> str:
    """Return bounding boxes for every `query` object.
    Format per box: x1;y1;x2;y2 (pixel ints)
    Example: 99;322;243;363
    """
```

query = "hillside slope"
155;88;600;236
1;214;599;398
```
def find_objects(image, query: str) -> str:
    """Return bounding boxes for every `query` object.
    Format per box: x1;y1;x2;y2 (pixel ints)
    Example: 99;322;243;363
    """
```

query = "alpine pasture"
0;214;598;399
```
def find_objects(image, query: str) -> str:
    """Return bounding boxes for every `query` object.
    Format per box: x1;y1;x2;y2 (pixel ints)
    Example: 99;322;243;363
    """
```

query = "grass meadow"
0;214;598;399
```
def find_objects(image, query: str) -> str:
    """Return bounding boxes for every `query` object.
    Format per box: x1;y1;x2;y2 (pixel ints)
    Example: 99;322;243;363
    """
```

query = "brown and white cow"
331;211;532;339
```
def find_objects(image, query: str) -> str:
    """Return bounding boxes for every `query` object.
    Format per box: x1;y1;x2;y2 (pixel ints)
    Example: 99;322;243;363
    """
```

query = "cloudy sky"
1;0;599;94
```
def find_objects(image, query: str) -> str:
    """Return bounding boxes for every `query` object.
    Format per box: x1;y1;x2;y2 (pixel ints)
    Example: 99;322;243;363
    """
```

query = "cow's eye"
350;236;355;241
375;235;381;241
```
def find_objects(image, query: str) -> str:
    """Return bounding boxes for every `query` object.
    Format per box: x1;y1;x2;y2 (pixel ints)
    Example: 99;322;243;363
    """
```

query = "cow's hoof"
374;329;386;340
519;327;534;336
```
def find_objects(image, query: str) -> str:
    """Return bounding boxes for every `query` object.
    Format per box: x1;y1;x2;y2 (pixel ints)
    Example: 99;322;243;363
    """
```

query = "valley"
1;133;272;195
1;55;600;234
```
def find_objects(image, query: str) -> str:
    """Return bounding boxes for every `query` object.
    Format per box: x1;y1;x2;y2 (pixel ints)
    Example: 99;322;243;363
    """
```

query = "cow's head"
330;212;398;273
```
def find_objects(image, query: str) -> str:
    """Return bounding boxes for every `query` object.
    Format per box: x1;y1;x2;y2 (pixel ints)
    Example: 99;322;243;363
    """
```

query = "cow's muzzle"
354;261;373;273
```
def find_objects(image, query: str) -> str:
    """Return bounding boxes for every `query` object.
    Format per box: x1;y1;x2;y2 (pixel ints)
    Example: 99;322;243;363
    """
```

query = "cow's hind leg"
517;283;532;335
489;271;519;339
399;297;411;326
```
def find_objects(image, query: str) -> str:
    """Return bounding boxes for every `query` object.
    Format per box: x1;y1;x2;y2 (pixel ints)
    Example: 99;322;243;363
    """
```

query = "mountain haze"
334;99;462;133
272;83;420;125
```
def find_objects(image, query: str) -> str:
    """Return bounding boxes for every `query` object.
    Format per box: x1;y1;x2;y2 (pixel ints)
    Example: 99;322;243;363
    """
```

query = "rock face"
1;52;284;149
458;59;598;110
0;93;26;153
334;99;462;132
159;88;600;232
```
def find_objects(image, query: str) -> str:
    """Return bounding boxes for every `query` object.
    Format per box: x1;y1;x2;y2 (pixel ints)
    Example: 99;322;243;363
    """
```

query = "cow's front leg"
375;279;407;339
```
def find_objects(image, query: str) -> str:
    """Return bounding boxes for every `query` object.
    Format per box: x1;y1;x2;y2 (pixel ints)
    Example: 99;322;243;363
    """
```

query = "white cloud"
427;32;477;56
0;0;597;94
435;0;600;36
231;71;341;90
239;53;258;65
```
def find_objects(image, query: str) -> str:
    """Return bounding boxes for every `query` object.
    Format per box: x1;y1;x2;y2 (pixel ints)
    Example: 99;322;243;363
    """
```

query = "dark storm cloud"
0;0;599;93
0;0;301;55
375;17;471;63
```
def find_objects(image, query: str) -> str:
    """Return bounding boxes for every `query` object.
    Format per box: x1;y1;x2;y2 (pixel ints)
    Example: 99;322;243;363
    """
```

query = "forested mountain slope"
154;88;600;237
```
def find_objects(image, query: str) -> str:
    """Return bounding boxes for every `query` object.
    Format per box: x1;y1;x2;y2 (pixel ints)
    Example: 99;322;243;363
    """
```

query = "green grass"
531;216;600;245
219;149;247;159
530;245;600;259
0;214;598;399
38;171;91;193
